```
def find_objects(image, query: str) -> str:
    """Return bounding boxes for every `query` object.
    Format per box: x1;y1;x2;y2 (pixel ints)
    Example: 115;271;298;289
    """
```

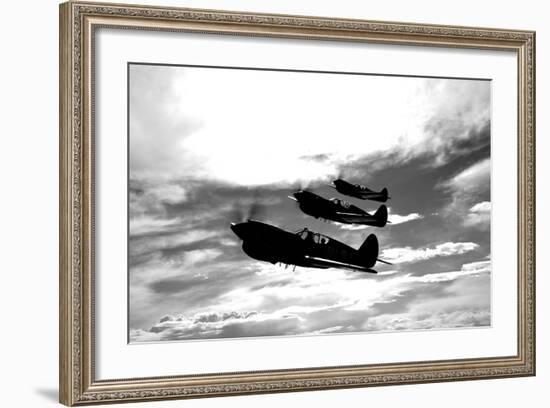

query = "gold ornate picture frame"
59;1;535;405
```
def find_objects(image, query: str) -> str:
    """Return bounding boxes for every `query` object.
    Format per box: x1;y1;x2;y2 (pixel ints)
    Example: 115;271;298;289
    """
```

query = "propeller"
248;199;264;220
229;192;267;223
290;178;312;192
335;167;349;182
229;206;245;223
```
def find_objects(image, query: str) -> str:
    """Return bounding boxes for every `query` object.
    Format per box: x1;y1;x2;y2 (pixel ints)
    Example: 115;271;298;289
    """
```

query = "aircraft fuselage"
332;179;389;202
291;190;387;227
230;220;379;272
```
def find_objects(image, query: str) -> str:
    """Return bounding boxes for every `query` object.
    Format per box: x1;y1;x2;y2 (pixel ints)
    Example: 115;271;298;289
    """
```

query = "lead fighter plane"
289;190;389;227
331;178;390;202
230;219;392;273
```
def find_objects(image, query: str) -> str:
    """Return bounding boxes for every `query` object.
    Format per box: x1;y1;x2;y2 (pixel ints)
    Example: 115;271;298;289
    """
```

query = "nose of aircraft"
230;222;247;240
290;190;306;201
288;191;301;202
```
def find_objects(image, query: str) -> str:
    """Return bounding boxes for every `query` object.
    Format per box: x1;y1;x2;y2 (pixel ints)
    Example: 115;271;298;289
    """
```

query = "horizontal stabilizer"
358;268;378;274
305;255;378;273
377;258;393;265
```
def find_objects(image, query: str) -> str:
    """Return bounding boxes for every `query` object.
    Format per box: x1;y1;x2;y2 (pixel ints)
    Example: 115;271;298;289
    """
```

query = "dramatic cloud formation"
130;259;491;342
381;242;479;264
129;64;490;185
128;64;492;342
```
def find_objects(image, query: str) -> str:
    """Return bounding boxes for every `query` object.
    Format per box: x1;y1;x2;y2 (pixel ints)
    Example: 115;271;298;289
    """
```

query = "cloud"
363;261;491;331
469;201;491;213
414;259;490;283
377;270;400;276
128;170;491;337
421;111;490;168
439;159;491;216
299;153;332;163
129;65;203;181
304;326;346;335
130;65;490;185
461;259;491;271
130;229;221;259
464;201;491;230
128;161;491;339
389;212;424;225
381;242;479;264
129;217;181;237
149;275;209;296
338;224;371;231
338;212;423;230
130;310;303;341
441;159;490;195
364;309;490;332
130;257;491;342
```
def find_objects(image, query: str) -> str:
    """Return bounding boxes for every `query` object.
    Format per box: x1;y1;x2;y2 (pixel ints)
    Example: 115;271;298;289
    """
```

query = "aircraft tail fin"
373;205;388;227
381;187;390;199
359;234;379;268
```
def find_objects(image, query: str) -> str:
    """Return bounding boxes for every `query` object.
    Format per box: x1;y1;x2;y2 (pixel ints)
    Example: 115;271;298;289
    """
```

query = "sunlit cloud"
439;159;491;219
389;212;424;225
131;258;490;342
130;65;490;185
381;242;479;264
464;201;491;230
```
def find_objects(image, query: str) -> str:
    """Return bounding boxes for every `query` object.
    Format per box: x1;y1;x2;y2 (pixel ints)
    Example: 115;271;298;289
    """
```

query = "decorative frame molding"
59;1;535;405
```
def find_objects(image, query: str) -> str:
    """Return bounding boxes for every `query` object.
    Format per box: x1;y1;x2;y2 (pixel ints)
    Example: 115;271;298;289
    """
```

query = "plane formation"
231;178;393;274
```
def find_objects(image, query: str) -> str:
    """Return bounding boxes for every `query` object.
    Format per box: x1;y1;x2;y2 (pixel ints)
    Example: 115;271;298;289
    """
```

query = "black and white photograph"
128;63;491;343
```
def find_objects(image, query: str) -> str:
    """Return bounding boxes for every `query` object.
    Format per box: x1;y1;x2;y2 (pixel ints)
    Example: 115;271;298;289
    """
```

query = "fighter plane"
331;178;390;202
230;219;392;273
289;190;389;227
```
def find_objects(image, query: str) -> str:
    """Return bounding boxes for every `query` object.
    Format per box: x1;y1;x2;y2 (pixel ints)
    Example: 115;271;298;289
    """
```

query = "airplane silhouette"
230;219;392;273
331;178;390;202
289;190;389;227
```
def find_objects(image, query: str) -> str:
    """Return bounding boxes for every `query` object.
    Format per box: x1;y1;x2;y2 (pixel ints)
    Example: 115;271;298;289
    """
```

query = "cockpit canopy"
295;228;330;244
329;197;351;208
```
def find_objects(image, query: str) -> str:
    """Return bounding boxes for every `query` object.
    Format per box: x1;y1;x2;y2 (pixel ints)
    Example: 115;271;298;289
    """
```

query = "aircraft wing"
356;192;384;199
334;212;375;224
304;256;377;273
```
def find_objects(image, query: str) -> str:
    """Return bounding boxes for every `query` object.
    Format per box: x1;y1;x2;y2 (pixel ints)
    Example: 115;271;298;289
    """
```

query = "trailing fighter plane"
331;178;390;202
289;190;389;227
230;219;391;273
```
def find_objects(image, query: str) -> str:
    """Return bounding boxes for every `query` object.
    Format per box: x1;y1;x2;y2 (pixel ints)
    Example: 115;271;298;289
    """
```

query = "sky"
128;63;491;342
